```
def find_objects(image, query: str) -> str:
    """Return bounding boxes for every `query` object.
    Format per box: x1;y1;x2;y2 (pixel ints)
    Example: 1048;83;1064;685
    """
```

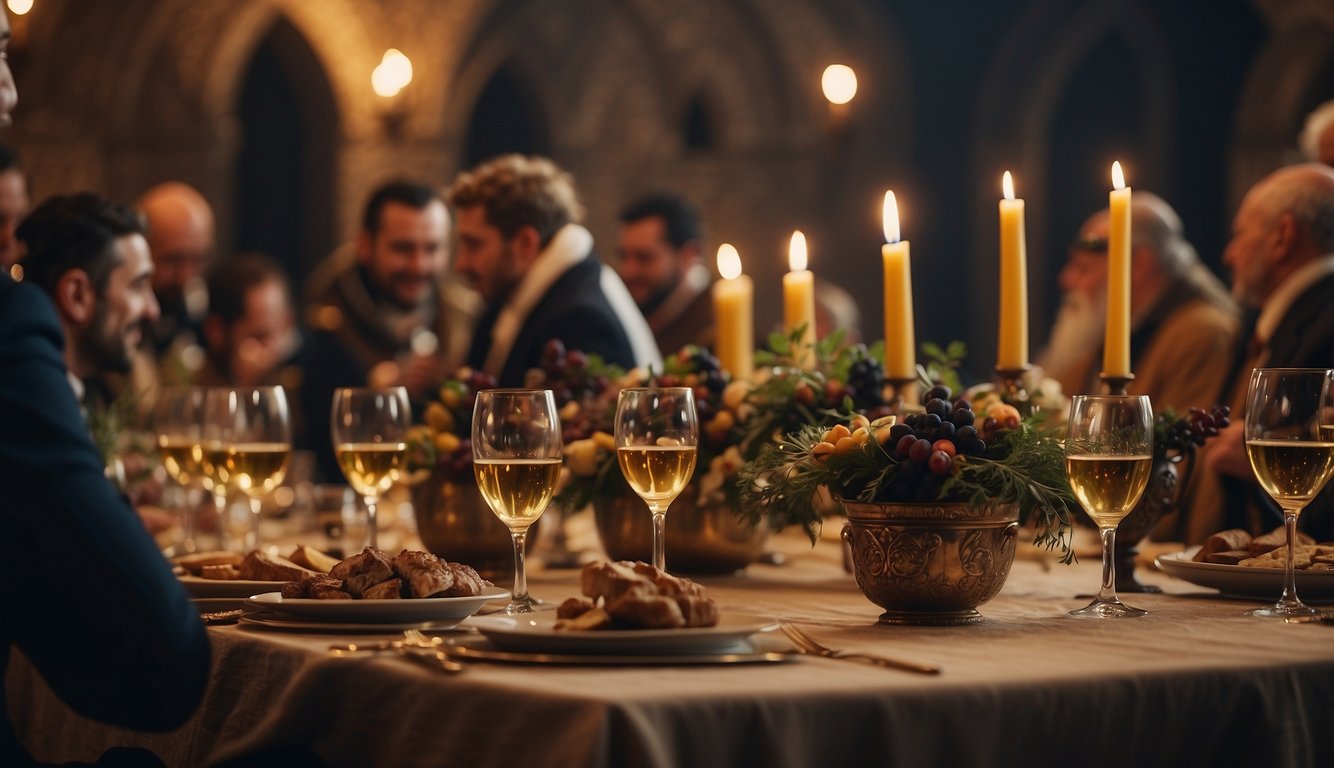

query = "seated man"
449;154;661;385
615;192;713;356
303;181;474;480
198;252;299;390
1187;163;1334;543
4;215;211;763
1039;192;1239;413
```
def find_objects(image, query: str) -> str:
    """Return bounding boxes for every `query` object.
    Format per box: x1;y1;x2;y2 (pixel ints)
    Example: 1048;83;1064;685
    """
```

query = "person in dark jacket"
448;154;660;386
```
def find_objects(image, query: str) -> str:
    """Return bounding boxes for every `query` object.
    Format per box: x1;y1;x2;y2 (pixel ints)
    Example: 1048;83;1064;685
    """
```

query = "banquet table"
9;529;1334;768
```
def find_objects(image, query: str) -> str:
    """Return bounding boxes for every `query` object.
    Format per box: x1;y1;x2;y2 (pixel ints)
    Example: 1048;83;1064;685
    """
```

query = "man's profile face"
363;199;449;309
1060;212;1111;302
227;278;294;377
452;205;522;304
616;216;685;310
1223;190;1274;308
85;233;160;374
0;167;28;267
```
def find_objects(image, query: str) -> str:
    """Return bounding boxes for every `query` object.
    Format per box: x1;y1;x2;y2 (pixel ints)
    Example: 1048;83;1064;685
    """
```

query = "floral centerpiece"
555;330;893;571
737;380;1078;562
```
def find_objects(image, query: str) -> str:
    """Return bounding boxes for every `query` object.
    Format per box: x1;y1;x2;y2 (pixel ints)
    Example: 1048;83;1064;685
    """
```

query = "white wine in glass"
614;387;698;573
155;386;206;553
472;388;562;614
1065;394;1153;618
1243;368;1334;621
332;387;411;550
205;386;292;551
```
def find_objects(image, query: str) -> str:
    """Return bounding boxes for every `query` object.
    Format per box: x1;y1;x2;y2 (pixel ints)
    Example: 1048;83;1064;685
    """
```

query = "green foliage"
920;340;967;393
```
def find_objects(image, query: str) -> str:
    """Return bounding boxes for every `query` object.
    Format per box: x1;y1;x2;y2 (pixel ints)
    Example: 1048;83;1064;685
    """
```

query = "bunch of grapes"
874;384;1008;502
650;346;727;426
1159;406;1231;452
844;348;886;411
539;339;612;408
424;368;497;481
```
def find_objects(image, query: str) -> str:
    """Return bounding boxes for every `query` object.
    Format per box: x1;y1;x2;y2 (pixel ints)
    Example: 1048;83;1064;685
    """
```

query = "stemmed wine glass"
472;389;562;613
614;387;698;573
1242;368;1334;621
331;386;411;550
155;386;206;554
1065;394;1154;618
203;386;291;551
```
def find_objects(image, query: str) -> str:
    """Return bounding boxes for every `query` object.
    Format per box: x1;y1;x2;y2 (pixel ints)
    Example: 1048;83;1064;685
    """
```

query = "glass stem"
1278;510;1302;609
213;489;230;551
510;529;531;610
365;496;379;550
650;504;667;572
1098;526;1118;603
248;496;262;551
180;482;197;553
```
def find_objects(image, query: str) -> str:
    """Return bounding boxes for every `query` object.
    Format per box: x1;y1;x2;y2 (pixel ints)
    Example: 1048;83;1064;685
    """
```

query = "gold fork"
402;629;465;674
780;623;941;675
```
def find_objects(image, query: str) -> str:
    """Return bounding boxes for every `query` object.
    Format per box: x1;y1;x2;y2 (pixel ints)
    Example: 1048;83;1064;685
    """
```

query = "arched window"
682;90;717;152
465;63;549;166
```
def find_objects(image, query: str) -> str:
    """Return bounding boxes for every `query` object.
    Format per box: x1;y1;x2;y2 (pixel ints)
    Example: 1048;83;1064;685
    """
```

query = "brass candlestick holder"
885;377;918;410
994;365;1033;417
1099;372;1135;396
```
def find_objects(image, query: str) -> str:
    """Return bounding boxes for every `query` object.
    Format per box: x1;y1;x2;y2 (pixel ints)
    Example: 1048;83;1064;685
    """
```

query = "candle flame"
1111;161;1125;191
882;191;900;244
717;244;742;280
1002;171;1015;201
788;231;808;272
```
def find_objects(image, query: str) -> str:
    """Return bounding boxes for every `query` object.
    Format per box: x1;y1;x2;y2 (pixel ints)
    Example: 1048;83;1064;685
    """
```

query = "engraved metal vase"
411;478;540;582
593;483;768;574
841;500;1019;625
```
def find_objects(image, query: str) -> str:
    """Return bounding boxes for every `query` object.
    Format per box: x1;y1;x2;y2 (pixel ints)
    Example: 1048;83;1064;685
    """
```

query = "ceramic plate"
244;585;509;623
179;575;288;599
469;613;779;655
446;635;792;665
239;612;477;634
1156;551;1334;601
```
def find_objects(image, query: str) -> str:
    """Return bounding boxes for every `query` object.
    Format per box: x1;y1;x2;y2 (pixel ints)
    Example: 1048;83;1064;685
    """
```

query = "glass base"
1068;598;1147;618
504;599;537;614
1245;602;1322;621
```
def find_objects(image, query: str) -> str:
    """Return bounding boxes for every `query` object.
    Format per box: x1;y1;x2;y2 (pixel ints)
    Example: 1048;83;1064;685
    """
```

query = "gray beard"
1038;290;1106;380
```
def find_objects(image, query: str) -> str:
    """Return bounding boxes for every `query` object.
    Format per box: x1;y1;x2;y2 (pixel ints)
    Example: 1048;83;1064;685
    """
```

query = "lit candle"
713;244;754;380
1104;161;1132;378
881;191;916;380
782;230;817;369
997;171;1028;370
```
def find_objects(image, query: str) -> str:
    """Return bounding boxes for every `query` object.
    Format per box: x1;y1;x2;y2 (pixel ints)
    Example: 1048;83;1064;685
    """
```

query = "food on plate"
1193;527;1332;569
280;547;493;600
241;550;319;581
289;544;340;574
172;550;244;576
555;560;718;630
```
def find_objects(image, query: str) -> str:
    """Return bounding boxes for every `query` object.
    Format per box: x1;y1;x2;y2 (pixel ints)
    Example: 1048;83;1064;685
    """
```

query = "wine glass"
472;389;562;613
155;386;206;554
331;386;411;550
203;386;292;551
1242;368;1334;621
614;387;698;573
1065;394;1154;618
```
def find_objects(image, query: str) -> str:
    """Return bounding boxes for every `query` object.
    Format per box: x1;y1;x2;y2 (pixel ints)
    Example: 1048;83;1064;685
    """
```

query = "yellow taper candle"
713;244;754;380
997;171;1029;370
1104;161;1132;378
782;230;817;369
881;191;916;380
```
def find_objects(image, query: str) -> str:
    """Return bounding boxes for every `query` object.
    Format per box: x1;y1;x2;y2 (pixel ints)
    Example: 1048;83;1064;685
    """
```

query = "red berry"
931;439;957;458
928;450;953;475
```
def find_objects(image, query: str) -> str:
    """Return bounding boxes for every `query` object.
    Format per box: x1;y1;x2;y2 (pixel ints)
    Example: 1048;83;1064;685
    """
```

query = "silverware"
328;630;464;674
201;609;244;625
779;623;941;676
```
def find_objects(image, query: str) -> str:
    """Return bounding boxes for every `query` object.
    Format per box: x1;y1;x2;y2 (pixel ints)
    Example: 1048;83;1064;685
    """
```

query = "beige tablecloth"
9;531;1334;767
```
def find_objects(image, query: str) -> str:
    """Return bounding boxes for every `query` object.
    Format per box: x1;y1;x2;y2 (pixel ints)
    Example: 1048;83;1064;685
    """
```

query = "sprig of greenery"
920;340;966;393
738;413;1078;560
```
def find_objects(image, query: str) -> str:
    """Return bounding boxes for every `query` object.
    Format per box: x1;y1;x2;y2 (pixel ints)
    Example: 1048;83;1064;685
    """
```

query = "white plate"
469;612;779;655
239;613;477;634
446;635;792;665
179;575;288;599
244;585;509;623
1156;551;1334;602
